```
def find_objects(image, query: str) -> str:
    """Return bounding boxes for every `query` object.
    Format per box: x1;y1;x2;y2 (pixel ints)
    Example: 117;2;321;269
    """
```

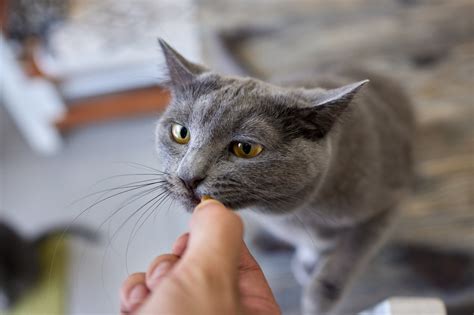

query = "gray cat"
155;39;414;315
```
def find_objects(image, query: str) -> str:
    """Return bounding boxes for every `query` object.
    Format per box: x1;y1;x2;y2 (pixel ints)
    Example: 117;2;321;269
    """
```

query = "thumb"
183;199;244;278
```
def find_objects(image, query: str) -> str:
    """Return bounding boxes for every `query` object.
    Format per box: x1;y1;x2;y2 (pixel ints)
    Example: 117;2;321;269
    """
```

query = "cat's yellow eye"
171;124;190;144
232;142;263;158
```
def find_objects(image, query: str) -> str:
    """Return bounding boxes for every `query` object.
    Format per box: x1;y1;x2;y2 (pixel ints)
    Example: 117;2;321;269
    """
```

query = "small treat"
201;195;213;202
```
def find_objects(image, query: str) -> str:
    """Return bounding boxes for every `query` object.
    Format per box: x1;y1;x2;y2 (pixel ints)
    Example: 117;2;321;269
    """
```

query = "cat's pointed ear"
158;38;206;87
310;79;369;107
296;80;369;139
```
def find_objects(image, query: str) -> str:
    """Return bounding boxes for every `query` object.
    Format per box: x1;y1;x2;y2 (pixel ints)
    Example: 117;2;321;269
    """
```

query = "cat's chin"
180;197;201;213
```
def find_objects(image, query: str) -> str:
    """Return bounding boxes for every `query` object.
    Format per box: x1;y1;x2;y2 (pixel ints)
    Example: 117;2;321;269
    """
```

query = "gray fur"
155;40;414;315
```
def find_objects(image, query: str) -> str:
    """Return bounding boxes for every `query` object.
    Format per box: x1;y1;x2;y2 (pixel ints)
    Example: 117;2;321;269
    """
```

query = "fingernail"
129;284;147;305
150;261;171;283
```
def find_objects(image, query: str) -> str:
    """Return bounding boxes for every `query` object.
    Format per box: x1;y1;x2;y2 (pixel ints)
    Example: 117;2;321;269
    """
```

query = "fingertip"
145;254;180;289
194;198;225;212
172;233;190;256
191;203;243;238
185;200;244;275
120;272;148;312
129;284;148;305
193;199;241;226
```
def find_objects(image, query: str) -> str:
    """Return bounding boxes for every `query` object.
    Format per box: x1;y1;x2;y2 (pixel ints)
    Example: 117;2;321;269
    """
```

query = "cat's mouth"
167;176;222;211
190;192;201;206
174;183;207;210
182;193;205;212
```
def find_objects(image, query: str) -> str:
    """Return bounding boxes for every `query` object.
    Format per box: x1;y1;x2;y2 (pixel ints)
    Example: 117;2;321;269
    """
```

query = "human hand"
120;199;281;315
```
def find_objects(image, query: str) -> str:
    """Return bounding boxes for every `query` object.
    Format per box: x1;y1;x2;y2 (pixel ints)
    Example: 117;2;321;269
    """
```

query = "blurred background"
0;0;473;314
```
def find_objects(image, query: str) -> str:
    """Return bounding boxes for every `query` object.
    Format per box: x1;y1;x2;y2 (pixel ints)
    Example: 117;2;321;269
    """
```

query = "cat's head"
155;39;367;213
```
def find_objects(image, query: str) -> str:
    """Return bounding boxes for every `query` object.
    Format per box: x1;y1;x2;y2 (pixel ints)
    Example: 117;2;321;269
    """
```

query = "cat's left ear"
158;38;207;88
297;80;369;139
308;80;369;107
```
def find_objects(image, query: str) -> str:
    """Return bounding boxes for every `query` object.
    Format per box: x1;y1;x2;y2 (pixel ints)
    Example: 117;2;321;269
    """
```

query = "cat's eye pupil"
171;124;190;144
179;127;188;139
241;143;252;154
232;141;262;158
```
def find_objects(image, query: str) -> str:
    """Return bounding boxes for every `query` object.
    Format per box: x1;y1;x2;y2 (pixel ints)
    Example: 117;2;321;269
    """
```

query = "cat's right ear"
158;38;207;89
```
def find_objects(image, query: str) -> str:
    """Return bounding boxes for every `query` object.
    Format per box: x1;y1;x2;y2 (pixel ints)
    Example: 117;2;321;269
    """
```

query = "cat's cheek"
156;136;185;160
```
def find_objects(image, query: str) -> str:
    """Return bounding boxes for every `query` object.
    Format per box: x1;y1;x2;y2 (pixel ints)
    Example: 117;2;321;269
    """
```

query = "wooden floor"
200;1;474;314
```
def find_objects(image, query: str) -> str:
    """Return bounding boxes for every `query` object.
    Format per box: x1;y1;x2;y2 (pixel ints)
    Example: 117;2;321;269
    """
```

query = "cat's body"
250;71;414;314
155;40;414;314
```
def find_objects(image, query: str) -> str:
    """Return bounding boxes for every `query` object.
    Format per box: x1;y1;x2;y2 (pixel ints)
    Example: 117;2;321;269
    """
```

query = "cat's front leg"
292;246;322;286
301;210;394;315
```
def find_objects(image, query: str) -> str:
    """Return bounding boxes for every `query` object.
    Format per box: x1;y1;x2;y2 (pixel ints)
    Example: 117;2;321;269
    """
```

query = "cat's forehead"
167;75;289;146
172;76;278;123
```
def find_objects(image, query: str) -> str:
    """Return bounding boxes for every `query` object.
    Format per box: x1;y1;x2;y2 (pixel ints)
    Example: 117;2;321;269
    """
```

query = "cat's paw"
292;257;313;285
302;278;343;315
291;248;318;285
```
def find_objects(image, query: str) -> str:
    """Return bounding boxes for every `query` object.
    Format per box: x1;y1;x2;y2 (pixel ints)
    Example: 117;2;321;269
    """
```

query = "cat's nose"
179;176;205;191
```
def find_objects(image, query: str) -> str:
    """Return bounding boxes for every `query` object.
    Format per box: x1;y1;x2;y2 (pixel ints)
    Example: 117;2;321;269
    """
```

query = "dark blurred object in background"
0;221;39;310
5;0;70;43
0;220;97;310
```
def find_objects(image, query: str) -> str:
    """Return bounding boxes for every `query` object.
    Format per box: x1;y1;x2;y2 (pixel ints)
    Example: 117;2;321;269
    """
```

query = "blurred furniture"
0;0;200;155
1;32;65;154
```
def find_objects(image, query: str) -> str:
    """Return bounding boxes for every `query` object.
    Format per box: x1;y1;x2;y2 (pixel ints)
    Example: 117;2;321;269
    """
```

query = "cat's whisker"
215;184;301;210
164;195;175;218
78;181;167;217
66;170;168;207
101;192;168;274
125;191;172;274
131;192;171;241
76;179;168;202
294;213;319;249
107;192;169;252
49;182;163;289
100;191;170;300
84;178;167;198
52;173;169;290
98;185;167;236
91;172;167;185
71;184;165;307
113;161;170;175
214;174;304;205
125;190;170;248
155;192;173;223
102;185;170;253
